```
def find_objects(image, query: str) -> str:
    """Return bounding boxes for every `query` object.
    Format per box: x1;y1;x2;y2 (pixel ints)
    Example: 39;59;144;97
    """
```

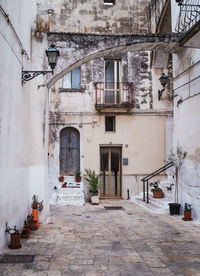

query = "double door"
100;147;121;197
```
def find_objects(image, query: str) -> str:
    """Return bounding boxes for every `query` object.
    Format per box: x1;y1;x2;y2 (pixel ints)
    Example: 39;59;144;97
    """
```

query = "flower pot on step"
182;210;193;221
8;233;21;249
169;203;181;215
91;195;99;205
30;220;38;231
75;176;82;182
153;190;163;198
32;209;39;227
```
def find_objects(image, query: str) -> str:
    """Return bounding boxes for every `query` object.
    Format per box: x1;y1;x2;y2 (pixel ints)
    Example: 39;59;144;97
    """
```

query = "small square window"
105;116;115;132
63;67;80;89
104;0;115;5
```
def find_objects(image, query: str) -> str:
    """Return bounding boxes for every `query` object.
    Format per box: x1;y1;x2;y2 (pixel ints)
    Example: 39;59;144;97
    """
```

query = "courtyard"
1;200;200;276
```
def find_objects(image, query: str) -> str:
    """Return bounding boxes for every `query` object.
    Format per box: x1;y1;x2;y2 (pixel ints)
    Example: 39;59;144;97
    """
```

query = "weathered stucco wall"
171;1;200;220
48;49;172;203
37;0;150;34
0;1;50;252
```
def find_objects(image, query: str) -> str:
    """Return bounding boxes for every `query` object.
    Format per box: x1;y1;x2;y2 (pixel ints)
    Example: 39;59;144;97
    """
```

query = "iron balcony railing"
95;82;134;107
175;0;200;36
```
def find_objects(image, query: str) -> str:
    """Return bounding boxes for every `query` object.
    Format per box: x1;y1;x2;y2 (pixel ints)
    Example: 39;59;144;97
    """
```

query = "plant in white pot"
168;145;187;215
85;169;101;205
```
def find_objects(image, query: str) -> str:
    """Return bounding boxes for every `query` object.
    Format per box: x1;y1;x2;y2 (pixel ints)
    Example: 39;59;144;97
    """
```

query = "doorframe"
99;144;122;198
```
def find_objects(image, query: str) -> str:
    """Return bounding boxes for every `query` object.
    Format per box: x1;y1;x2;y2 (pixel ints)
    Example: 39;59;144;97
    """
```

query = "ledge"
59;88;85;93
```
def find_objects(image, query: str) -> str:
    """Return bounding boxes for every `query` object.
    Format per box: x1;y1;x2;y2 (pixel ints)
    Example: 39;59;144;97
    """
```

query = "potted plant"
61;182;67;188
5;223;21;249
150;181;163;198
31;195;44;226
168;145;187;215
75;170;82;182
59;176;64;182
182;203;193;221
20;220;31;239
85;169;101;205
27;214;38;231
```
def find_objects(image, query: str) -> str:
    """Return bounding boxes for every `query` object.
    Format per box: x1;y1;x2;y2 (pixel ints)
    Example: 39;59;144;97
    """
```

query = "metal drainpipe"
143;180;145;201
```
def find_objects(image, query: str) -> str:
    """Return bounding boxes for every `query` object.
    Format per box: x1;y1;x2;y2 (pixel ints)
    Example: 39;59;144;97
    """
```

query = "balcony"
95;82;134;112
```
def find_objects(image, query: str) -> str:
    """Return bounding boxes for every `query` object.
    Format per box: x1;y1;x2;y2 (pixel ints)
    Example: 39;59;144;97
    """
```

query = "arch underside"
47;33;179;88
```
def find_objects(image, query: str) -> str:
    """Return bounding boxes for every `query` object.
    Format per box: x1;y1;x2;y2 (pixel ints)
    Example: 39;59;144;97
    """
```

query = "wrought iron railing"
175;0;200;35
95;82;134;107
141;162;173;203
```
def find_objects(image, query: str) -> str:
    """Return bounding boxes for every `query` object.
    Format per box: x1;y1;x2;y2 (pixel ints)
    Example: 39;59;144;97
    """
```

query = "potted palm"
168;145;187;215
182;203;193;221
75;170;82;182
150;181;163;198
85;169;101;205
5;223;21;249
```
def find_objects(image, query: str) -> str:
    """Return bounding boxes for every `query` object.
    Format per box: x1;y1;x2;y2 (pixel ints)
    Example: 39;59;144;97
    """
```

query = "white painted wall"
0;1;50;252
171;0;200;221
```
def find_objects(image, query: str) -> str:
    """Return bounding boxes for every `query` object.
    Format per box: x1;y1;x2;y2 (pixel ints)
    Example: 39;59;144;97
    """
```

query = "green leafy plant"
184;203;192;211
75;170;81;178
85;169;101;196
31;195;44;211
150;181;162;192
167;184;174;191
168;145;187;203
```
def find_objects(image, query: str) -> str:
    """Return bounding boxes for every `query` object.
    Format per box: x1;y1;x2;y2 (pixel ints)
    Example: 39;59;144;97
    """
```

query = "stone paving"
1;200;200;276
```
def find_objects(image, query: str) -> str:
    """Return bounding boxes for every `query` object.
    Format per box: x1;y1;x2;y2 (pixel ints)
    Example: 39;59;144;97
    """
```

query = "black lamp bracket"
158;88;165;101
22;69;53;84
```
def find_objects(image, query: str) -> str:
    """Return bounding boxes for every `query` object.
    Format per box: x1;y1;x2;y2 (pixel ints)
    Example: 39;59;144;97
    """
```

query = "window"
63;67;80;89
104;0;115;5
105;116;115;132
104;59;121;103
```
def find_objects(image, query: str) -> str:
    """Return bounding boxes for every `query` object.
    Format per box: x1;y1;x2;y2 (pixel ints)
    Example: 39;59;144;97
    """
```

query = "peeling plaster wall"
37;0;151;34
171;1;200;221
48;52;172;203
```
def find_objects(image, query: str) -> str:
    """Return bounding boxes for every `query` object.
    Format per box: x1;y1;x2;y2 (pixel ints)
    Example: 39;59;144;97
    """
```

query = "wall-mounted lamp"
22;44;60;84
175;0;199;7
158;73;168;101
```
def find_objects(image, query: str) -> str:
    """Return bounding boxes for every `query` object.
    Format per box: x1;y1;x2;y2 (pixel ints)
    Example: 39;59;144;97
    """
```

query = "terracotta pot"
24;226;31;235
20;229;29;239
32;209;39;227
182;210;193;221
59;176;64;182
153;190;163;198
30;221;38;231
32;203;38;209
75;176;81;183
62;183;67;188
8;233;21;249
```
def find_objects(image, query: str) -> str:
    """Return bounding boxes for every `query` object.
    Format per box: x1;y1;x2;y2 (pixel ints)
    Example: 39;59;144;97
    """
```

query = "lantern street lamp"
158;73;168;101
22;44;60;84
175;0;200;7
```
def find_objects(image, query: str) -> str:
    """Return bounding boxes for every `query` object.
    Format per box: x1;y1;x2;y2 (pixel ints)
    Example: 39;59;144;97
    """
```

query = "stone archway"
47;32;179;88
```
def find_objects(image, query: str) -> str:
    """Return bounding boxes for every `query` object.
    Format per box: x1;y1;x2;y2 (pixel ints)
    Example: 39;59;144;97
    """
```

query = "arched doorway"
60;127;80;175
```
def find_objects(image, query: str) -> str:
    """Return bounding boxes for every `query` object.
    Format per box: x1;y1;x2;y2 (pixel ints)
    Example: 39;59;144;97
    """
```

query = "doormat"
104;206;124;210
0;255;35;263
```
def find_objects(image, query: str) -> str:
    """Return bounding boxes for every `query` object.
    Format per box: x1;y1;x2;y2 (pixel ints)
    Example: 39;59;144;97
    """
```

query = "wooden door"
100;147;121;197
60;127;80;175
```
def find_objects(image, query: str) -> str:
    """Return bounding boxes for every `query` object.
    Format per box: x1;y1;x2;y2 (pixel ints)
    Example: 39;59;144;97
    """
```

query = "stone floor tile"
1;201;200;276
